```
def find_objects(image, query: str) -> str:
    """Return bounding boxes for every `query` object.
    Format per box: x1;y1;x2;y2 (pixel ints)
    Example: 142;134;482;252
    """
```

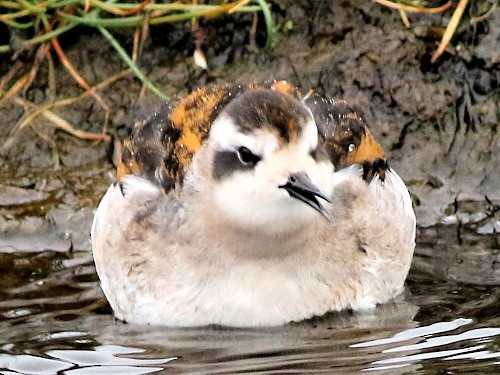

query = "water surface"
0;224;499;374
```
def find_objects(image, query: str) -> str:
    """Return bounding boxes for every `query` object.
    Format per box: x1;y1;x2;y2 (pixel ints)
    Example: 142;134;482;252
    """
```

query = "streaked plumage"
91;81;416;327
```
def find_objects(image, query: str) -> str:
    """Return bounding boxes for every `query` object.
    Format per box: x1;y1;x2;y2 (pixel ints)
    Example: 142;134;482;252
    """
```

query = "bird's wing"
304;95;388;181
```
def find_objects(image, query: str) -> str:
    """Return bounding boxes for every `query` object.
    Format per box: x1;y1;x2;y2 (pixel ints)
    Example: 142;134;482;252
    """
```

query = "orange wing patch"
169;85;231;170
270;80;299;96
305;96;387;180
117;140;140;181
344;126;386;166
167;81;301;177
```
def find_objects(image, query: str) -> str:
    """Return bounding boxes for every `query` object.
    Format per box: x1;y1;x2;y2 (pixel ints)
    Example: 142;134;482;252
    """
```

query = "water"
0;225;499;374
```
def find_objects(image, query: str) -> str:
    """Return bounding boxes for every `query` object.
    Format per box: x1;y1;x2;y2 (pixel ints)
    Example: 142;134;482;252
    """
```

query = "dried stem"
374;0;452;14
431;0;470;63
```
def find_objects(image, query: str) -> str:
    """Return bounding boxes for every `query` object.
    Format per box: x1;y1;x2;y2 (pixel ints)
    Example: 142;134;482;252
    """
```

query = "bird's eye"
237;146;261;166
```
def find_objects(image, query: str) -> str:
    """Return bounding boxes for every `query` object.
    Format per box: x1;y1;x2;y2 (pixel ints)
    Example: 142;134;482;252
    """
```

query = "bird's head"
195;89;334;236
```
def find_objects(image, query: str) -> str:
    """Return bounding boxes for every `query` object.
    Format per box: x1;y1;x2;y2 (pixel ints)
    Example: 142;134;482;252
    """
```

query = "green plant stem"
57;5;263;28
28;23;77;45
1;0;274;49
16;0;47;14
96;3;262;12
253;0;274;49
98;26;168;100
0;1;23;10
58;11;192;27
0;17;33;28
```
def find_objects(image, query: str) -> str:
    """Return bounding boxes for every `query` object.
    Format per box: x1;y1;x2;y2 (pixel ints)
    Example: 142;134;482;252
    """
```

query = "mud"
0;0;498;251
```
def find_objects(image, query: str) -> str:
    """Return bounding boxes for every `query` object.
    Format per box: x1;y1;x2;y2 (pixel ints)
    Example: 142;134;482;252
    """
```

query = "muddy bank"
0;0;498;251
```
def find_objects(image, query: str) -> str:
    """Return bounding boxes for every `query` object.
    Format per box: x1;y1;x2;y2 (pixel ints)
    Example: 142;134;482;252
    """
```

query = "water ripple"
0;225;499;373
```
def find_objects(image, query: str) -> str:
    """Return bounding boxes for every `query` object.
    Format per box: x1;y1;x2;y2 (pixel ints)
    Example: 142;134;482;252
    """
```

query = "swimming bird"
91;81;416;327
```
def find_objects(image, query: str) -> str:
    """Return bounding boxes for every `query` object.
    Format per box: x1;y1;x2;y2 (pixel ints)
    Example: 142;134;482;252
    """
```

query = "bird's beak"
279;172;332;220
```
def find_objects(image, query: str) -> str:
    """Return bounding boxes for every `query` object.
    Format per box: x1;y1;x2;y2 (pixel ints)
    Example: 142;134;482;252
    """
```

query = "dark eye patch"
213;150;258;180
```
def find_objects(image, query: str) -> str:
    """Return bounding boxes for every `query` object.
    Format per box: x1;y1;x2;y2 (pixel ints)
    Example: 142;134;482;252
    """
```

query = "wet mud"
0;0;499;251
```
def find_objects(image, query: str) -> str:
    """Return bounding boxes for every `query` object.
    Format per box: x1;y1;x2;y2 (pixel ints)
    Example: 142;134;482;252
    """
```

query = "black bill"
279;172;331;220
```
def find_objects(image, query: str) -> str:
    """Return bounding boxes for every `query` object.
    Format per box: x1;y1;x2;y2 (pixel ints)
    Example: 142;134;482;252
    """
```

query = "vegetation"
0;0;493;145
0;0;273;142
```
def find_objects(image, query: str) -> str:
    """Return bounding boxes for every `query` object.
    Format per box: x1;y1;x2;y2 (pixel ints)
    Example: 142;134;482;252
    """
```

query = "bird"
91;81;416;327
